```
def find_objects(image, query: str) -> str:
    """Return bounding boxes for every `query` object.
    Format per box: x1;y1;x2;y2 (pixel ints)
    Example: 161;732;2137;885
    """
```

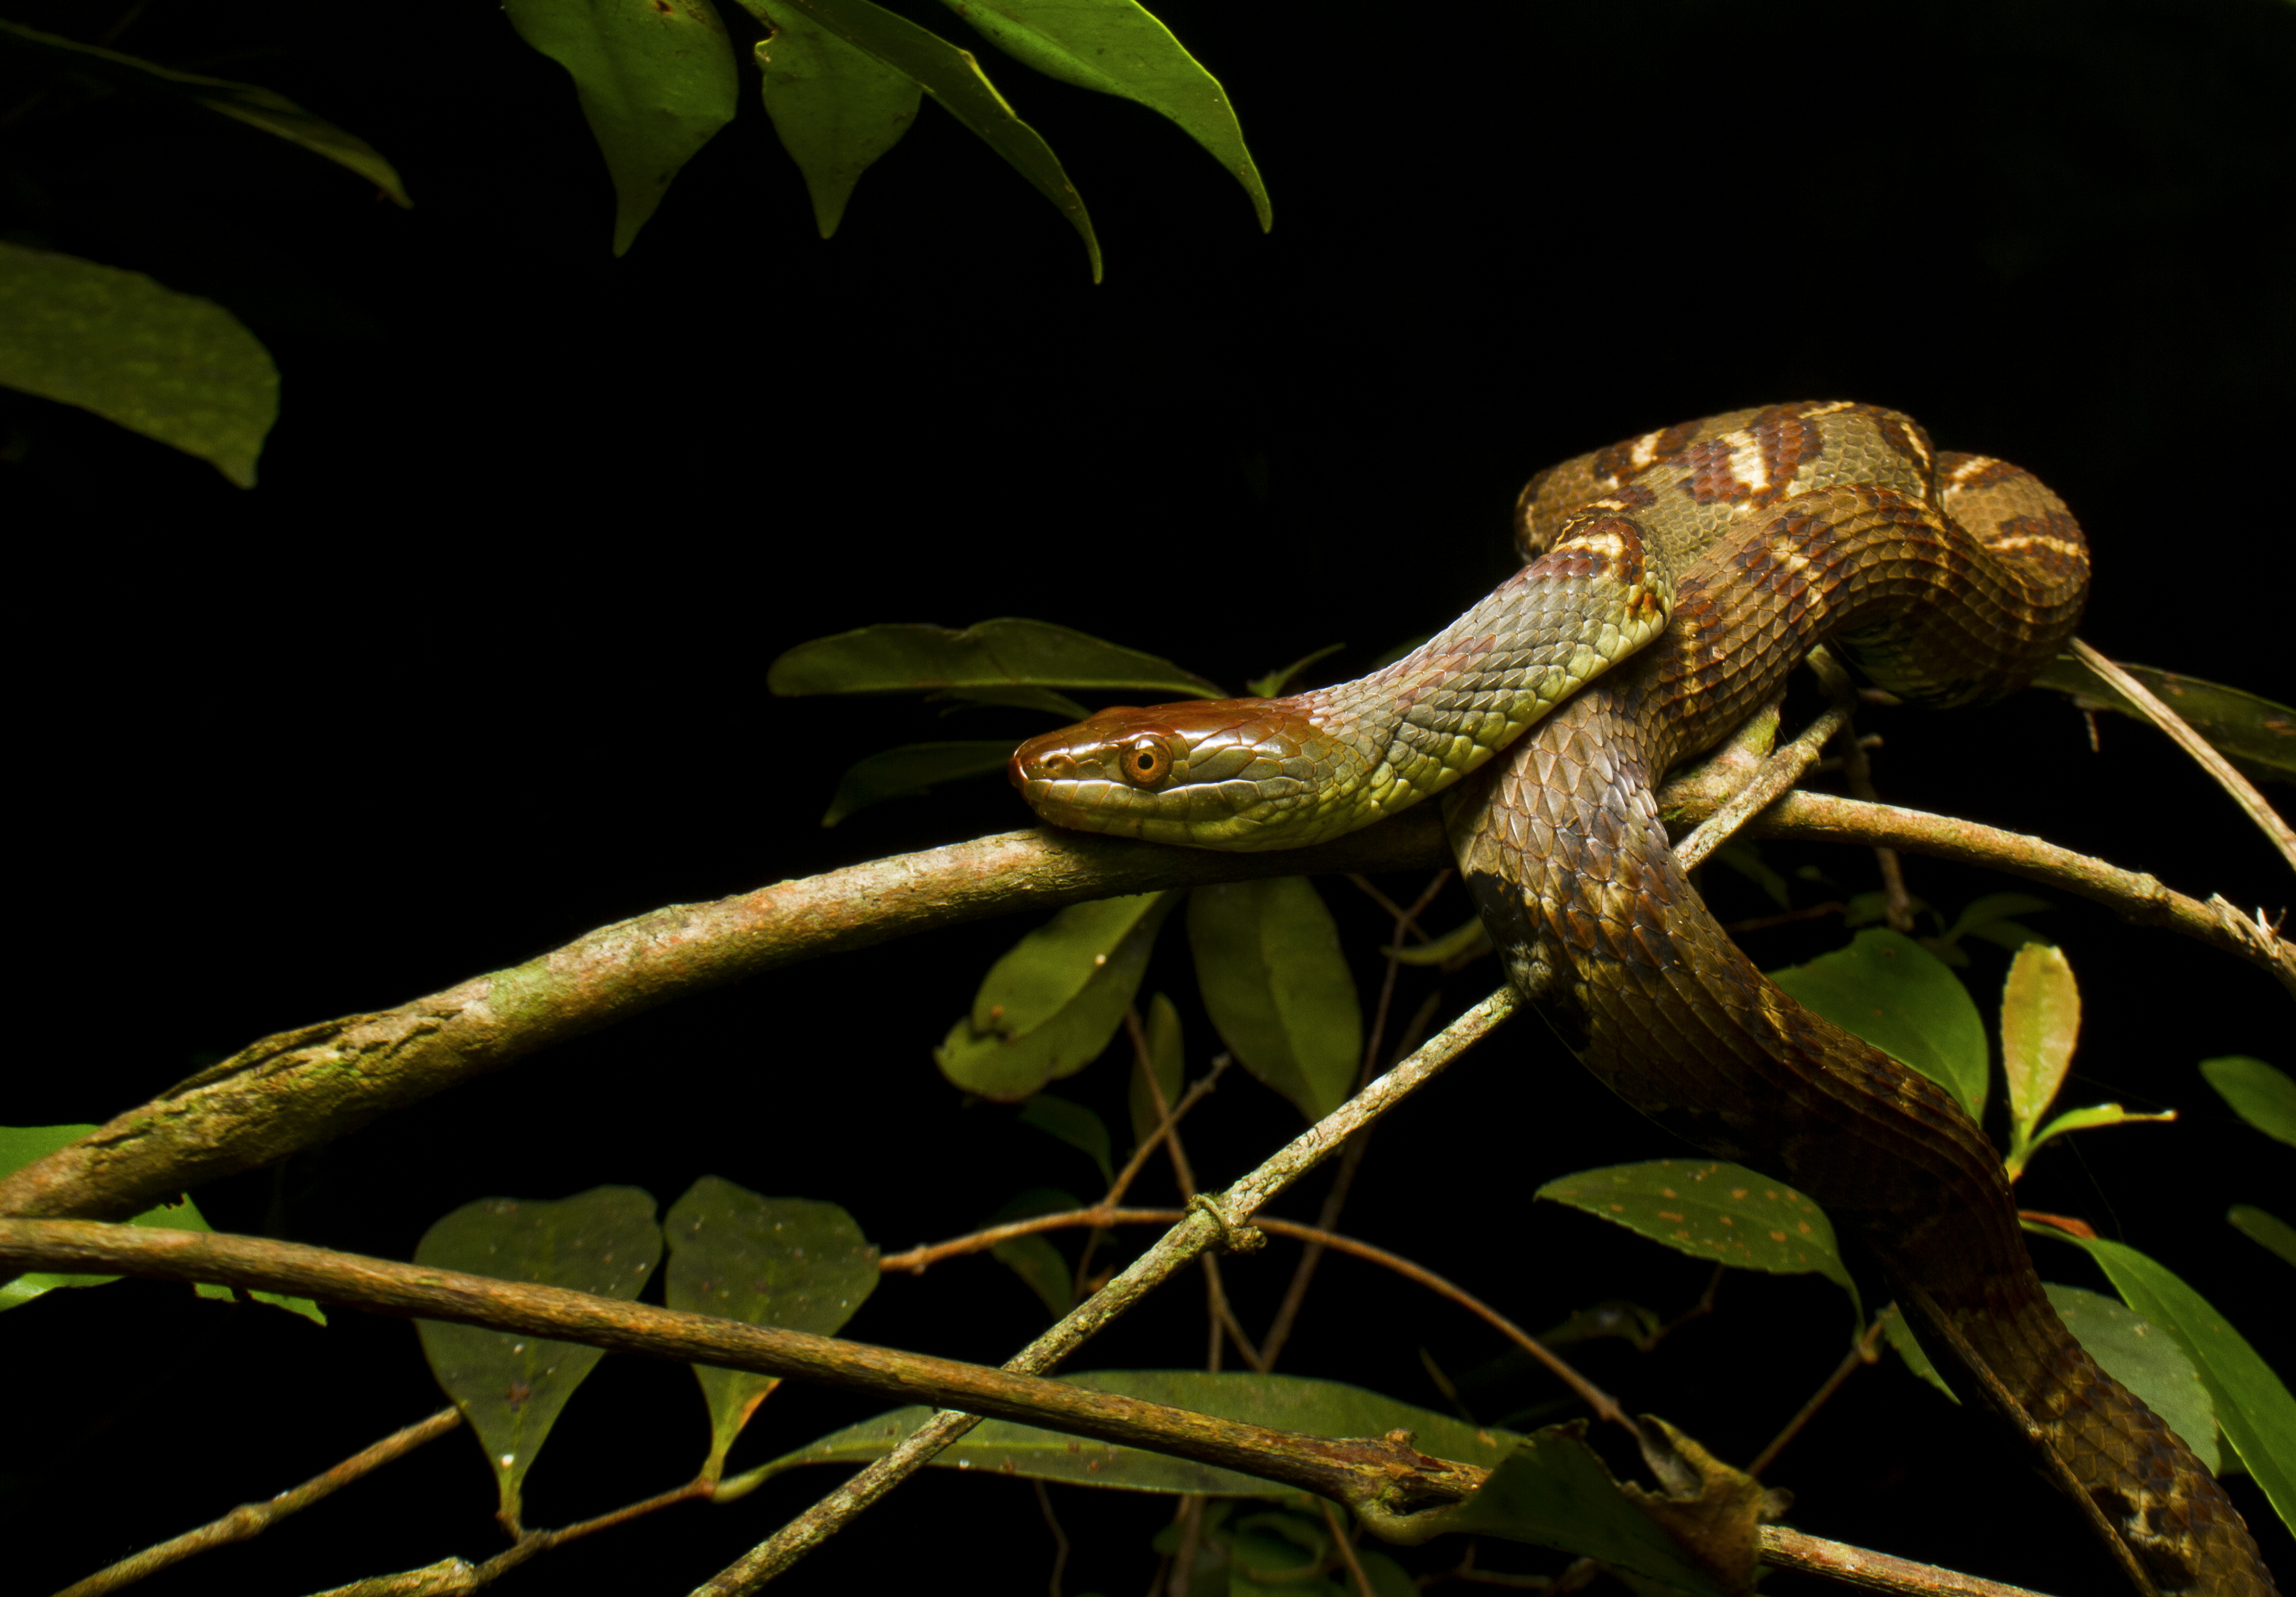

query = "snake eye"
1120;737;1174;788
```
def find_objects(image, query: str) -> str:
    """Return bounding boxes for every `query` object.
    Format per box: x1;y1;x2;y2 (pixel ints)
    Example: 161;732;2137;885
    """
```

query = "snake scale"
1010;401;2277;1594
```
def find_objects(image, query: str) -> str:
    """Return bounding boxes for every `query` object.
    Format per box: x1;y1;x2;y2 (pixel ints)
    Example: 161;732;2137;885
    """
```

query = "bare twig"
2071;638;2295;873
1757;1528;2062;1595
1673;692;1848;874
1033;1479;1070;1597
57;1407;463;1597
1809;648;1916;931
1322;1499;1377;1597
1747;1314;1889;1477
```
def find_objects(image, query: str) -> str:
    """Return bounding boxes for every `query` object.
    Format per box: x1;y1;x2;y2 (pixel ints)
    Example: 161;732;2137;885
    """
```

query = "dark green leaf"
2201;1056;2296;1146
2030;655;2295;785
1878;1302;1954;1400
2229;1206;2296;1269
1712;841;1790;910
936;891;1178;1099
769;616;1220;698
980;1188;1085;1319
0;243;277;487
1536;1159;1860;1323
1963;918;2045;953
929;683;1090;718
1768;927;1988;1121
820;740;1016;826
1389;916;1493;968
663;1179;877;1479
1017;1093;1114;1186
1187;878;1361;1123
0;21;410;206
1942;892;2051;946
738;1370;1527;1496
414;1187;662;1525
503;0;739;255
767;0;1101;278
1245;642;1343;700
2043;1283;2217;1473
1127;991;1187;1149
930;0;1269;229
745;0;922;235
2034;1229;2296;1534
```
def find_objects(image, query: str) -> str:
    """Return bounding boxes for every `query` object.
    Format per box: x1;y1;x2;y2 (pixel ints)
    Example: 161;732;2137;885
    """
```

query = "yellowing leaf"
2001;943;2080;1151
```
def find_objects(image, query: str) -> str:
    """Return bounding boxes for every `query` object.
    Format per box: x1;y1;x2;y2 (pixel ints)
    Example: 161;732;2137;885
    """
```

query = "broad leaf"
2030;655;2295;785
767;0;1101;278
2043;1283;2217;1473
745;0;922;235
663;1179;877;1479
2229;1206;2296;1269
1768;928;1988;1122
1188;878;1362;1122
1127;991;1187;1149
935;0;1269;229
769;617;1219;698
737;1370;1526;1496
2201;1056;2296;1146
503;0;739;255
0;244;277;487
1536;1160;1860;1324
935;891;1178;1099
414;1187;662;1526
820;740;1015;826
1017;1093;1114;1186
0;21;410;206
2033;1229;2296;1536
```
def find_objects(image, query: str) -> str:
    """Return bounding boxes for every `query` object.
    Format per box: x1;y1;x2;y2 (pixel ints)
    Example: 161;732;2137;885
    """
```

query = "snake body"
1010;403;2275;1593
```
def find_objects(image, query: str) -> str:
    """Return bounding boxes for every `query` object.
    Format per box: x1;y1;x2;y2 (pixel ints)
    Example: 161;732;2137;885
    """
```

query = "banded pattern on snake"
1010;402;2275;1594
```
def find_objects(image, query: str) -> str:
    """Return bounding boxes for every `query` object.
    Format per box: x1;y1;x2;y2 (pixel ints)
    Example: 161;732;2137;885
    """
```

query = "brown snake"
1011;402;2276;1593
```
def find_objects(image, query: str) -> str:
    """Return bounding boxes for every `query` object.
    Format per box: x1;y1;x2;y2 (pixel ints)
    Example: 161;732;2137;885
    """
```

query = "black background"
5;0;2292;1592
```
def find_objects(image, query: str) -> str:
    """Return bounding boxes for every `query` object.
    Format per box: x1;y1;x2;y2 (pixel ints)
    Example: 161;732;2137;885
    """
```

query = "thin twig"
1674;692;1849;874
1747;1314;1889;1477
1033;1479;1070;1597
56;1407;463;1597
1809;648;1916;931
1321;1499;1377;1597
2071;638;2295;873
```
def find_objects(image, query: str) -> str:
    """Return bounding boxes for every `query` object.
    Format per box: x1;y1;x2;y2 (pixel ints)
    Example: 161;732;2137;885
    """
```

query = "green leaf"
414;1187;663;1526
1878;1301;1955;1401
1768;928;1988;1122
1388;916;1493;969
1536;1159;1860;1325
663;1179;877;1481
1941;892;2051;947
1188;878;1362;1123
2201;1056;2296;1146
2229;1206;2296;1269
767;0;1101;279
1017;1093;1114;1186
0;21;411;206
980;1188;1084;1319
820;740;1016;826
739;1370;1527;1495
1245;643;1344;700
936;891;1178;1099
928;683;1090;718
2042;1283;2217;1473
746;0;922;235
1712;841;1790;910
2030;655;2295;786
2033;1229;2296;1536
2017;1102;2175;1171
0;243;278;488
769;617;1221;698
1127;991;1187;1149
2000;942;2079;1177
503;0;739;255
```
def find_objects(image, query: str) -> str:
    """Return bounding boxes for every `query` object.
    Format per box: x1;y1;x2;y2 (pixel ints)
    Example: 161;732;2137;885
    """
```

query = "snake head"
1010;699;1367;851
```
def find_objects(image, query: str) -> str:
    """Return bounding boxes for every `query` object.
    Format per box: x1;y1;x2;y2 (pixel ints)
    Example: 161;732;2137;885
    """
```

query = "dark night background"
5;0;2292;1592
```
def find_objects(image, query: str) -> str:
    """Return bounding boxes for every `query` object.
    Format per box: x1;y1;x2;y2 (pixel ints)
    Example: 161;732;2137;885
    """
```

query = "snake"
1007;401;2277;1594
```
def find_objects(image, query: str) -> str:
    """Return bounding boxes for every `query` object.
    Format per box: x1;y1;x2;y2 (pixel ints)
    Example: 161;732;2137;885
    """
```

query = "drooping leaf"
1768;928;1988;1122
933;0;1269;230
2229;1206;2296;1269
2030;655;2295;786
1878;1301;1955;1400
738;1370;1527;1496
503;0;739;255
977;1188;1085;1319
2033;1229;2296;1535
766;0;1101;278
769;617;1220;698
1127;991;1187;1149
745;0;922;235
1017;1093;1114;1186
2201;1056;2296;1146
1246;643;1343;700
2043;1283;2217;1473
1712;842;1790;910
0;244;278;488
0;21;410;205
935;891;1178;1099
1187;878;1361;1123
663;1179;877;1480
414;1187;663;1526
1536;1160;1860;1324
1941;892;2051;948
819;740;1016;826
